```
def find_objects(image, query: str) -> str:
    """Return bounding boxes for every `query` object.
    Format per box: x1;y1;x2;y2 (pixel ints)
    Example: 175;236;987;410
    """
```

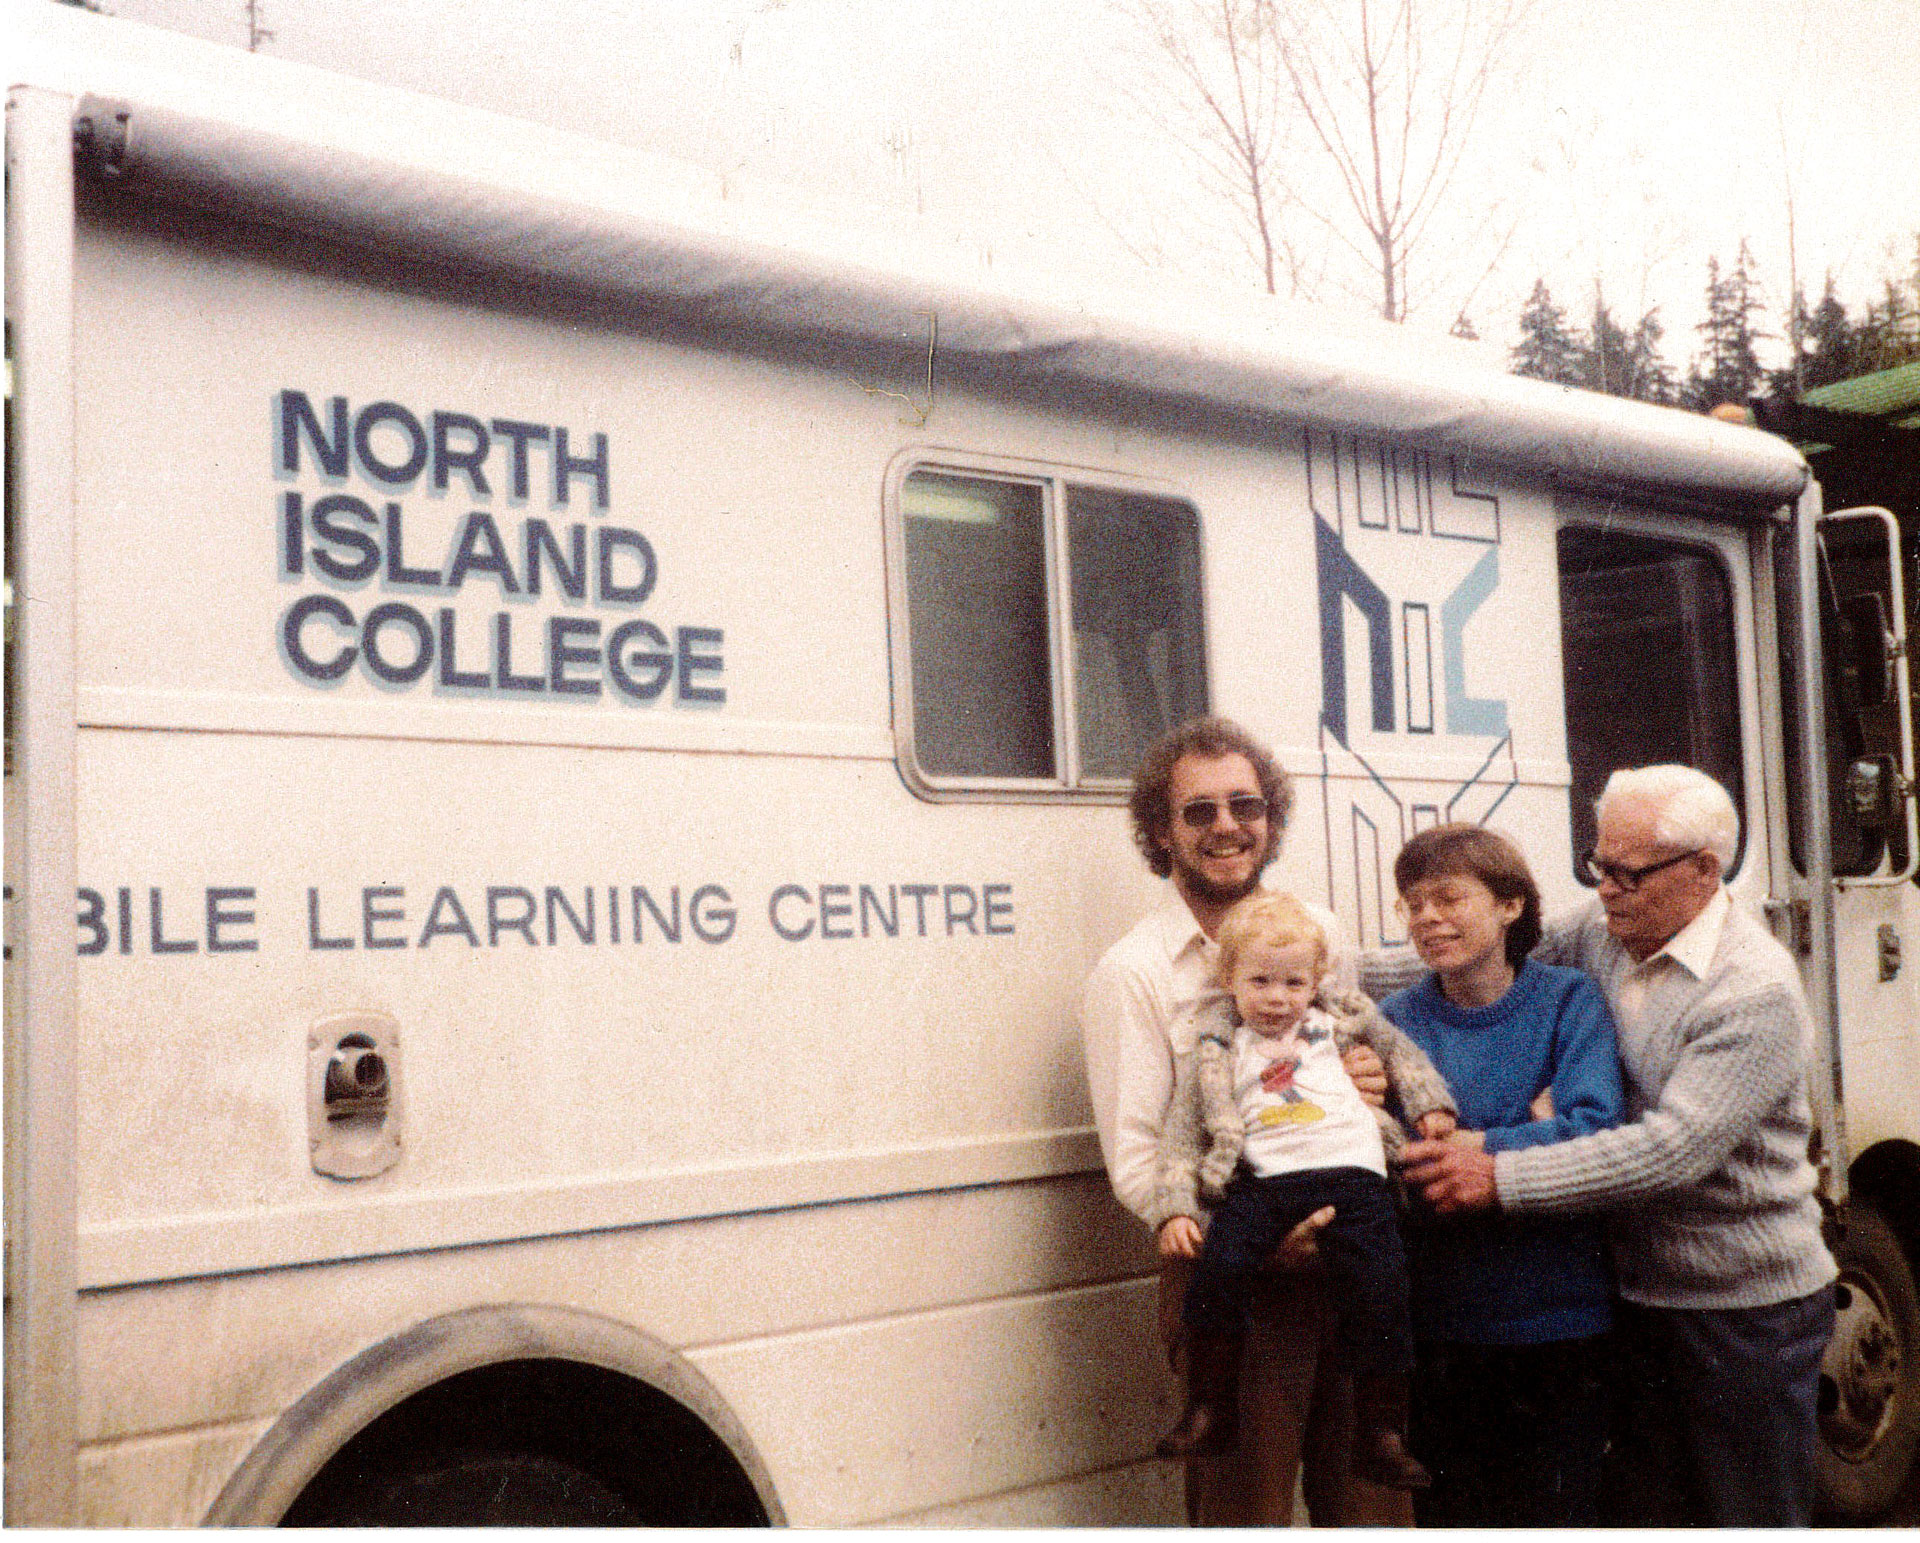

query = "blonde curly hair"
1213;891;1327;988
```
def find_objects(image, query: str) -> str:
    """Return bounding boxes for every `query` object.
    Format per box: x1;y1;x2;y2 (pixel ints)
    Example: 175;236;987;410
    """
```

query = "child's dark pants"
1184;1164;1413;1378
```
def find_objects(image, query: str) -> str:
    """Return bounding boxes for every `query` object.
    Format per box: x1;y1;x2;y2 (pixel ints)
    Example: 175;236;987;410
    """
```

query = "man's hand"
1158;1215;1204;1259
1401;1138;1498;1214
1265;1204;1336;1270
1342;1044;1388;1108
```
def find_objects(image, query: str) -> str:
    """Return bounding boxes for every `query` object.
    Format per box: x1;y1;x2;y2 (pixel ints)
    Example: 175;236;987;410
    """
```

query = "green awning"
1800;361;1920;422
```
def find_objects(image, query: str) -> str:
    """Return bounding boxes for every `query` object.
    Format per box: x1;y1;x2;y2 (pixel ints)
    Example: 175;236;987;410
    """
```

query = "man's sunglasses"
1178;795;1269;831
1579;848;1703;891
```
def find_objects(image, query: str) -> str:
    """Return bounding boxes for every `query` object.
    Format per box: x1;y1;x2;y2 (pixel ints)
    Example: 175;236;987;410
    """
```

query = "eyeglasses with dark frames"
1178;794;1270;831
1579;848;1704;891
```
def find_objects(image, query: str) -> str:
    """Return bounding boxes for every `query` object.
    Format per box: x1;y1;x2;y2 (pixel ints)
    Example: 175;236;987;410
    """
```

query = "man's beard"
1170;839;1272;907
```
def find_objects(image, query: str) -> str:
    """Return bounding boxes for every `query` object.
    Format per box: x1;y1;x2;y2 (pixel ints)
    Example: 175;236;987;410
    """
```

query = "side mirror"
1847;755;1901;829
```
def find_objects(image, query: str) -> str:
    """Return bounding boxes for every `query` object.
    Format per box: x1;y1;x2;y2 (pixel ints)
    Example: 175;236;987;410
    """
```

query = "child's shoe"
1352;1374;1432;1489
1154;1331;1240;1459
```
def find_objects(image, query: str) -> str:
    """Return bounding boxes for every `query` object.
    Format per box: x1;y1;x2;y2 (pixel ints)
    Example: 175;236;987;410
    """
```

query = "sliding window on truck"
888;461;1209;797
1556;523;1748;879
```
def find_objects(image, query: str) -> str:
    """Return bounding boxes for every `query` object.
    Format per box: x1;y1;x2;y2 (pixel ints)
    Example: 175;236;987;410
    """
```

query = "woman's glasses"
1393;885;1483;923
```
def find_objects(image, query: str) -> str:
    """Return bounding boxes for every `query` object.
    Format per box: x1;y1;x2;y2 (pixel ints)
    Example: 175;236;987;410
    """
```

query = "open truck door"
1799;505;1920;1517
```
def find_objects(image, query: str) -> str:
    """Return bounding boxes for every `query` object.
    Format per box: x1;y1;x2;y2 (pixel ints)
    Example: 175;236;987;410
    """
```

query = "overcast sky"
97;0;1920;367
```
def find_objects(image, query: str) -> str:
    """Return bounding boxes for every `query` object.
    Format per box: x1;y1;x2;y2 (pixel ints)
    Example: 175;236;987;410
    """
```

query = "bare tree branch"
1111;0;1304;293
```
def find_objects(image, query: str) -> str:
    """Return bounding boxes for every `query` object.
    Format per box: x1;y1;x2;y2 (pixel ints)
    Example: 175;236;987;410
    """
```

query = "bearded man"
1081;715;1409;1526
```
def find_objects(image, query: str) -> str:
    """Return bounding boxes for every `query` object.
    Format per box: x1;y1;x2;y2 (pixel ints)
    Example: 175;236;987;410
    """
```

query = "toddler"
1152;892;1455;1487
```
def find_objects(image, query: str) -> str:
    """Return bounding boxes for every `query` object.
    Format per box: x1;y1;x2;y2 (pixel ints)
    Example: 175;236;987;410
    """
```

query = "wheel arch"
203;1302;784;1526
1851;1138;1920;1253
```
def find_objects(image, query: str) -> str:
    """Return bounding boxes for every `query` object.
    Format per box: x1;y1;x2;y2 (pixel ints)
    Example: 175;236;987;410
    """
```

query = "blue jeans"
1185;1165;1413;1378
1603;1289;1836;1526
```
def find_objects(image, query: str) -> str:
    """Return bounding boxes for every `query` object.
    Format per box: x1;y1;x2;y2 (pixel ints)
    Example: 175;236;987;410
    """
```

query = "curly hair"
1392;822;1542;968
1129;715;1294;878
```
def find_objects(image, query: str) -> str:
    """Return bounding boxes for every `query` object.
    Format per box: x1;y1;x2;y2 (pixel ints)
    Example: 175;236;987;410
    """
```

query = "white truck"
5;4;1916;1525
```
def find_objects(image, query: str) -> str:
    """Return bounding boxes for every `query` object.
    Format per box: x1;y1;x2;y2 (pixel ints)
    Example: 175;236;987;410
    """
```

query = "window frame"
1554;512;1756;886
883;448;1210;804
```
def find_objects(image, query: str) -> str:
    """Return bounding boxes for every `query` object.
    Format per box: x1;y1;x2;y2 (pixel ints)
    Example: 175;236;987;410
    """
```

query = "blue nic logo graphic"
1308;429;1517;945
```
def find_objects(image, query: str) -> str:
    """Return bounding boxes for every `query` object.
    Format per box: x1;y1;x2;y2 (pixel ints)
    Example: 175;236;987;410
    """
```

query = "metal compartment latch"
308;1010;403;1179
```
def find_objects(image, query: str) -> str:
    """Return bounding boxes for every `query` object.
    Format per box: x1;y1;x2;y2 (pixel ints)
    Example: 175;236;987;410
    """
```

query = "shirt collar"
1643;886;1729;978
1152;883;1214;964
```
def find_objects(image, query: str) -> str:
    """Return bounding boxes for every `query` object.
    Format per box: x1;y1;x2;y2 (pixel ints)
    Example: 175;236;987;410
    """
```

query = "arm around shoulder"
1531;902;1606;973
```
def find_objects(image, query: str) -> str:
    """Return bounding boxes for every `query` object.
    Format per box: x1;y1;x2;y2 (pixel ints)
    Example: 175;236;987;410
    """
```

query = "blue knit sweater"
1381;959;1625;1345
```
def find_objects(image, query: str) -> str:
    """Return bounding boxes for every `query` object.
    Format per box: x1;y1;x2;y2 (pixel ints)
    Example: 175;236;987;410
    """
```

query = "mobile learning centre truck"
5;5;1919;1527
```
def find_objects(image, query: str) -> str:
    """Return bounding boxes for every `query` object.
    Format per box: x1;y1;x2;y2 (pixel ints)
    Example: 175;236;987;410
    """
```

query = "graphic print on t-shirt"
1253;1021;1326;1125
1236;1013;1388;1177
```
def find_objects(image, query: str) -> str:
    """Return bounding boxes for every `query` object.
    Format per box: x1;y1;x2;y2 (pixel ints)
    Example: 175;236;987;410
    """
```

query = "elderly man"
1401;764;1837;1526
1082;715;1410;1527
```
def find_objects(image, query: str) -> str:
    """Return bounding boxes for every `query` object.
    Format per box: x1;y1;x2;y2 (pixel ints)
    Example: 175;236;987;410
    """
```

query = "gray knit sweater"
1492;896;1836;1311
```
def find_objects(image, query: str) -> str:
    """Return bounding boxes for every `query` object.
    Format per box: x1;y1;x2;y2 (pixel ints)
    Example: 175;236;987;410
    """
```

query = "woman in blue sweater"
1380;824;1624;1528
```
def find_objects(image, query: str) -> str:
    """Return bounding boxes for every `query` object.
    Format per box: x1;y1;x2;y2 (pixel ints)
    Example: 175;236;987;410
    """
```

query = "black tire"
278;1358;772;1527
305;1448;639;1526
1818;1200;1920;1519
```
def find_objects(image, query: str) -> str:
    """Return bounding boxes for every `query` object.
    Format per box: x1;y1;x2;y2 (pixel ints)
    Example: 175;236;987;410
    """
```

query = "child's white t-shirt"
1232;1007;1387;1179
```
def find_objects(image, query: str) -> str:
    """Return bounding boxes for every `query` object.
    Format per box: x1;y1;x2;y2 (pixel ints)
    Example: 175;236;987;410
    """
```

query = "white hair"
1596;765;1740;870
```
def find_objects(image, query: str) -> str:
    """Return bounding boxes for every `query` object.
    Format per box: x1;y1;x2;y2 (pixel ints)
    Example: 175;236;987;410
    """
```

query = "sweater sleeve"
1149;1051;1208;1233
1532;902;1605;972
1494;983;1803;1213
1481;974;1625;1154
1357;943;1426;1002
1341;991;1455;1126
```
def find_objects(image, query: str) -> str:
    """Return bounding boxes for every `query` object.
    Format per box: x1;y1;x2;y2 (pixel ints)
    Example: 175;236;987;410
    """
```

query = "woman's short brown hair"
1128;715;1293;878
1392;823;1542;968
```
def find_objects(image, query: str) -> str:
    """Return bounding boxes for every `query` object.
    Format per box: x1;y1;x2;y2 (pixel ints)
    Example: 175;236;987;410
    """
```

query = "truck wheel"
294;1448;638;1525
273;1355;773;1527
1819;1200;1920;1519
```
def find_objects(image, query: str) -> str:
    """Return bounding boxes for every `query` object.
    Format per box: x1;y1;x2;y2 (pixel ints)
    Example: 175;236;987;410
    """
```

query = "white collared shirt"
1080;884;1355;1225
1615;886;1730;1032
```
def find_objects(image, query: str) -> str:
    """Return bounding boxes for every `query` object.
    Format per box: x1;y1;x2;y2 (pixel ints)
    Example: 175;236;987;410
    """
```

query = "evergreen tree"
1624;309;1679;405
1577;293;1634;397
1509;279;1677;405
1510;279;1583;387
1686;242;1771;410
1450;311;1480;342
1856;275;1920;372
1775;276;1859;393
